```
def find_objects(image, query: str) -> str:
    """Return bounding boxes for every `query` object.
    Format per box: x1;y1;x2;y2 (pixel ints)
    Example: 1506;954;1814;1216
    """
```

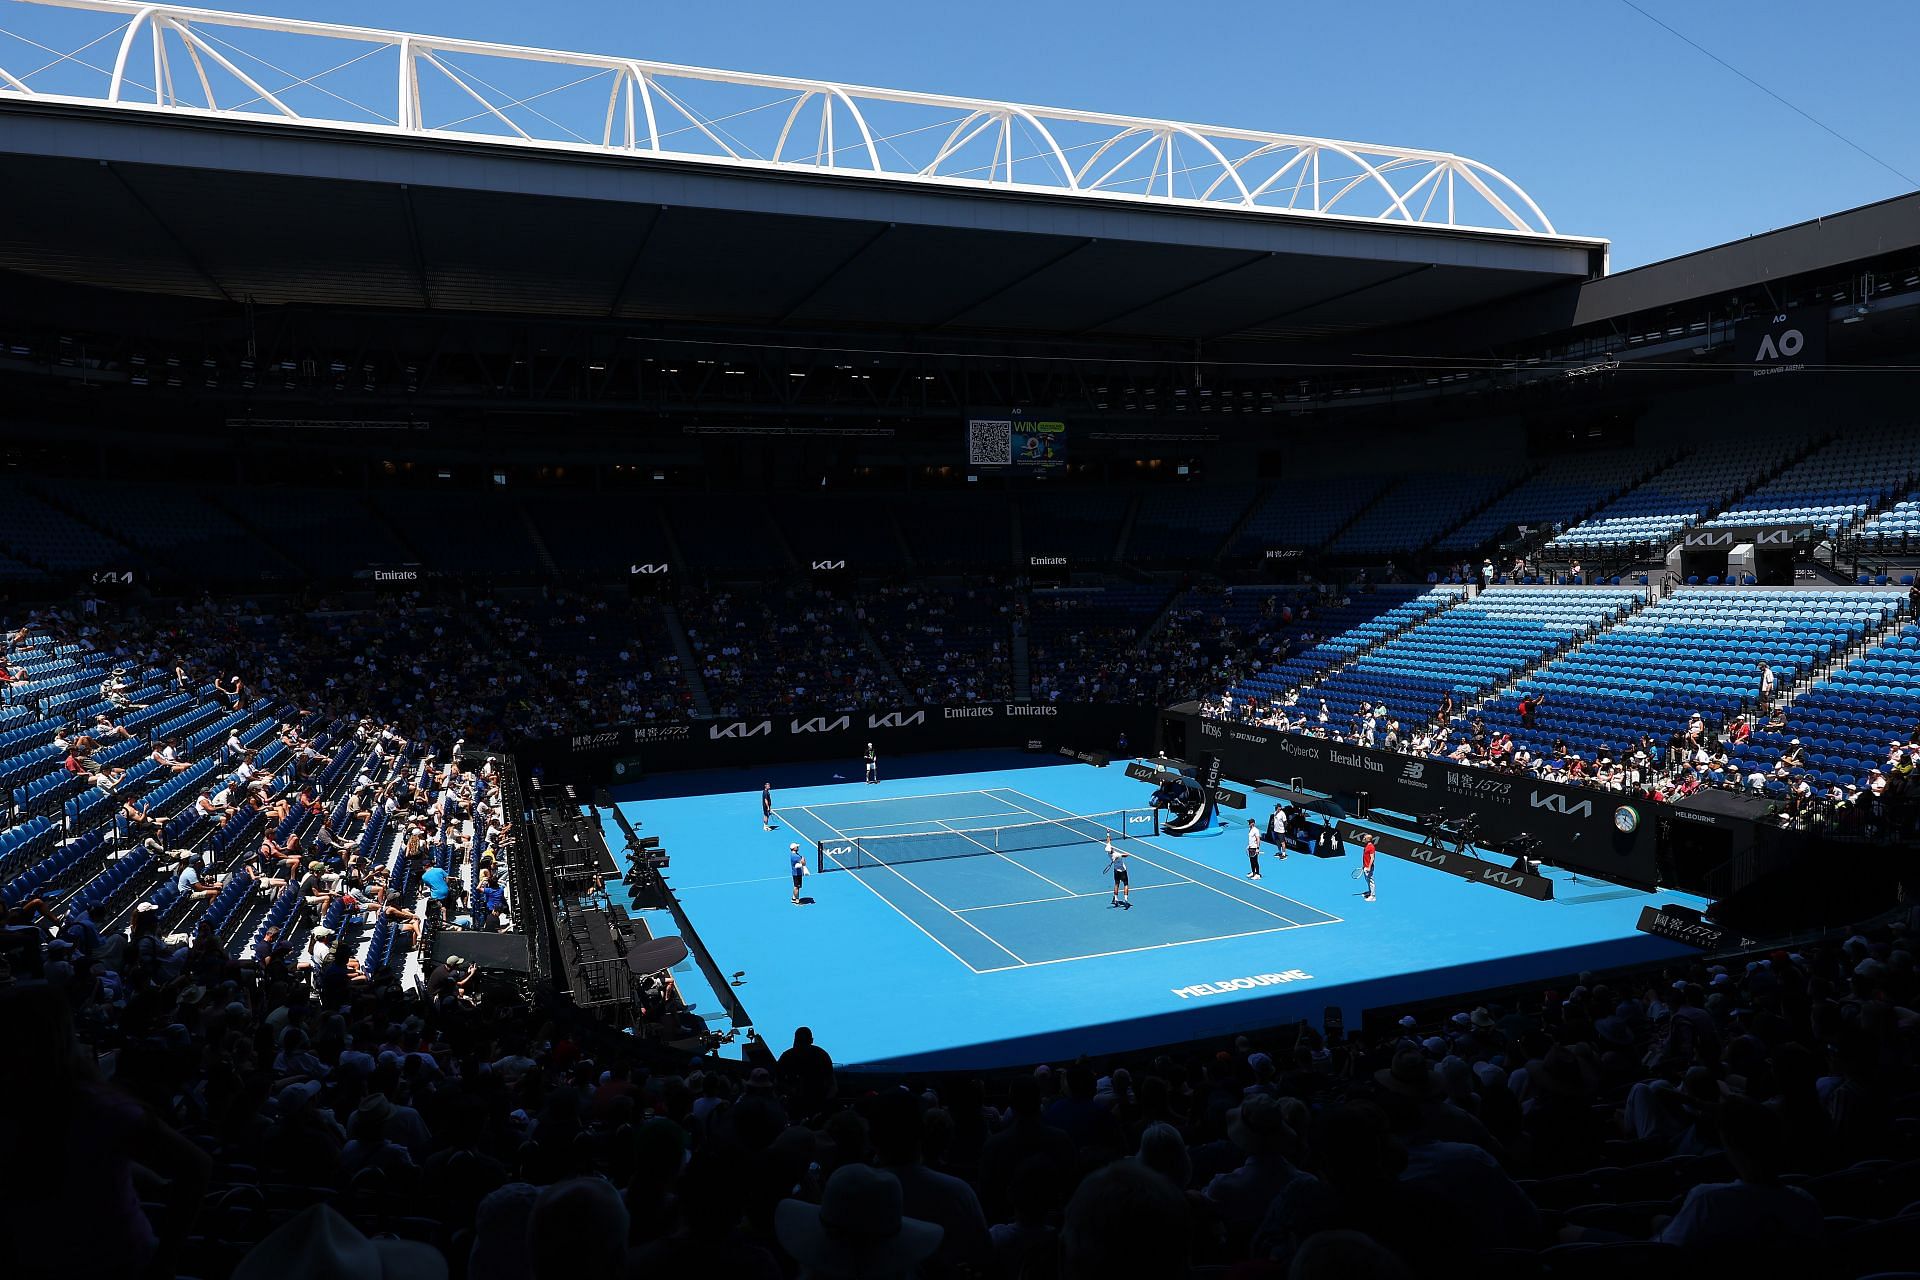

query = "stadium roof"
0;0;1608;346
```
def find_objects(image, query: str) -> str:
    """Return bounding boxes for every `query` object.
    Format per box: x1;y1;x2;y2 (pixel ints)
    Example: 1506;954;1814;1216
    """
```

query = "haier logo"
1753;325;1804;362
791;715;850;735
1530;791;1593;818
810;560;846;571
868;710;926;730
629;563;670;575
710;720;773;739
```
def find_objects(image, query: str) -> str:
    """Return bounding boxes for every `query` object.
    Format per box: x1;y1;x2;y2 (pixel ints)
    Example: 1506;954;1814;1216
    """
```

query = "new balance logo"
1401;762;1426;781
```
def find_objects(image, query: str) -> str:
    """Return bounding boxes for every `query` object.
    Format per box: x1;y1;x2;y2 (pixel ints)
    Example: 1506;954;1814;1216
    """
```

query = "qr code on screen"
967;419;1012;465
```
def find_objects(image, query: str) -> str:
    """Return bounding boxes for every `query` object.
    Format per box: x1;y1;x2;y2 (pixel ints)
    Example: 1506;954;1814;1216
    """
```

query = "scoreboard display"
967;411;1067;470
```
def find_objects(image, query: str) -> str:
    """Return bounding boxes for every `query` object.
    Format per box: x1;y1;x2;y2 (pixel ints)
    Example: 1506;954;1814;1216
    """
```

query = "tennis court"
601;750;1709;1070
783;787;1340;973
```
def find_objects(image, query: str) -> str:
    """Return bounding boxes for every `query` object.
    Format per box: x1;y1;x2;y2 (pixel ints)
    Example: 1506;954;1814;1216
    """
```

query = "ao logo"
1754;327;1804;361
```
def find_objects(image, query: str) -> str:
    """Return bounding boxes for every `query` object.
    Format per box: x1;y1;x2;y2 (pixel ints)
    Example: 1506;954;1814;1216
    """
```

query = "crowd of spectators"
857;582;1013;704
6;854;1916;1279
679;586;893;719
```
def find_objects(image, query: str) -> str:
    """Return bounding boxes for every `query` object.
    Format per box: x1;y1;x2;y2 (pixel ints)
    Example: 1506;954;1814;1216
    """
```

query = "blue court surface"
603;750;1708;1071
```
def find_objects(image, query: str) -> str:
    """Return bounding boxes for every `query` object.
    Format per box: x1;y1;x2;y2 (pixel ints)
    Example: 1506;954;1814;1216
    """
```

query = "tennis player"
1107;834;1131;909
1245;819;1262;880
761;782;775;831
1362;834;1377;901
789;841;808;905
864;742;878;785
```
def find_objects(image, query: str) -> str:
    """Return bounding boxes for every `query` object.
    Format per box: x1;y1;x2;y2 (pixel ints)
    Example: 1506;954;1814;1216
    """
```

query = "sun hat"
774;1164;942;1277
1373;1048;1440;1098
233;1203;444;1280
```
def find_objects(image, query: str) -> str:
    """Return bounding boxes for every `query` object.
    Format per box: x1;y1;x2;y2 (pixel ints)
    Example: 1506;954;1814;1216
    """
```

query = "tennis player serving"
1106;834;1131;910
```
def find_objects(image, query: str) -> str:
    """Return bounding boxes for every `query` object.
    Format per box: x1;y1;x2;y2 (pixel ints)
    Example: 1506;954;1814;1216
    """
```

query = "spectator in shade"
1062;1158;1192;1280
232;1203;445;1280
778;1025;837;1118
1656;1096;1821;1251
1202;1094;1310;1248
776;1163;943;1280
868;1088;991;1271
529;1177;631;1280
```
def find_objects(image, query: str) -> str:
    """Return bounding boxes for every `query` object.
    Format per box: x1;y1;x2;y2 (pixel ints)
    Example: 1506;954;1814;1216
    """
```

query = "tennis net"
816;808;1157;873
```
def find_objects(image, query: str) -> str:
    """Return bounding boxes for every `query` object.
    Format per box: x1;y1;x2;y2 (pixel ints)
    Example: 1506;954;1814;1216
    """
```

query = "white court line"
929;819;1081;896
956;880;1193;912
798;804;1026;971
837;810;1021;832
804;787;1000;810
671;873;791;893
970;918;1340;974
993;789;1343;928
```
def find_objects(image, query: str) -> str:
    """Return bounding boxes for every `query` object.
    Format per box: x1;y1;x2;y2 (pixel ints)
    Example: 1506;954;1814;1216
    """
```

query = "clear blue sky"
7;0;1918;268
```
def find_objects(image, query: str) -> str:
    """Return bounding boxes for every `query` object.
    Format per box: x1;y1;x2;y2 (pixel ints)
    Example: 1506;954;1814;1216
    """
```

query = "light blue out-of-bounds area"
603;749;1707;1071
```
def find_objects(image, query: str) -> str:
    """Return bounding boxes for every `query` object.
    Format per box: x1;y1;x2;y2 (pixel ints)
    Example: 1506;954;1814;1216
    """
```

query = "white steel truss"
0;0;1568;237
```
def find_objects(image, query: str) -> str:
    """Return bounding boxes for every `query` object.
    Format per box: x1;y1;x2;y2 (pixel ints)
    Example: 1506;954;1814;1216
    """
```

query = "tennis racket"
1351;867;1364;880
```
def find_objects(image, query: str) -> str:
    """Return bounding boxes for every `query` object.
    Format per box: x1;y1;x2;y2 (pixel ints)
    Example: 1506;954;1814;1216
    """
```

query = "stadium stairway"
1212;481;1274;562
854;616;913;702
1254;585;1474;707
520;508;562;578
1108;492;1143;562
1010;619;1032;700
1455;588;1656;722
658;603;714;717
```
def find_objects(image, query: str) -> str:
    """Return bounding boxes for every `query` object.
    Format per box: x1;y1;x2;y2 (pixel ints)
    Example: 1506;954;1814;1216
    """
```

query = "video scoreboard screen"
967;411;1067;470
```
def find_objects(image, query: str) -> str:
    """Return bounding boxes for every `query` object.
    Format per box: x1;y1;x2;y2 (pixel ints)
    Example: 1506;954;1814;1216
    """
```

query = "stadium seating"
1478;588;1903;764
1124;482;1258;561
1222;585;1467;710
892;493;1012;567
1549;434;1810;550
1328;467;1522;555
0;476;141;570
1699;424;1920;537
1279;586;1642;729
1020;490;1130;561
1228;476;1392;556
1851;488;1920;550
1742;612;1920;788
1435;448;1671;553
523;494;675;577
858;583;1011;703
1028;584;1174;703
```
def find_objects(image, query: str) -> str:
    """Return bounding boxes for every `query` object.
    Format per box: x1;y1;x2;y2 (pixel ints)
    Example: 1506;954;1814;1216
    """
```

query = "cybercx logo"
709;720;772;739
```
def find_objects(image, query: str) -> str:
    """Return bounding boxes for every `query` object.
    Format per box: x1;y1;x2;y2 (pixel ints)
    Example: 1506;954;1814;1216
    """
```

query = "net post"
815;839;827;874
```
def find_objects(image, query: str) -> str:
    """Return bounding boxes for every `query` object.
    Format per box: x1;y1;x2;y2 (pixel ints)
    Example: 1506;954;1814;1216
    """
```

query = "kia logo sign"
1529;791;1593;818
630;563;670;575
810;560;846;571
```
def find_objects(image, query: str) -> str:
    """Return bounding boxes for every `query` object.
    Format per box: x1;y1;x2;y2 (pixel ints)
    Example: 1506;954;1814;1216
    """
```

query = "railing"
0;0;1577;237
